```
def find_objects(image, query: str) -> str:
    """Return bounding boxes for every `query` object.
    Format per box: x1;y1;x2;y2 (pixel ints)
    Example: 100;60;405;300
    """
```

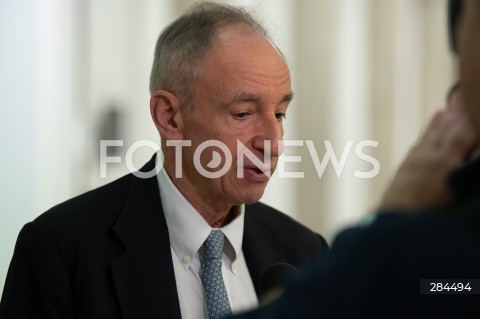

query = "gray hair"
149;1;271;103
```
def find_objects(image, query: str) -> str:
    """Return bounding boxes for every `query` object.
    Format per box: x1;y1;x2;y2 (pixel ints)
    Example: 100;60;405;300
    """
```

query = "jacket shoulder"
245;202;329;255
33;174;134;240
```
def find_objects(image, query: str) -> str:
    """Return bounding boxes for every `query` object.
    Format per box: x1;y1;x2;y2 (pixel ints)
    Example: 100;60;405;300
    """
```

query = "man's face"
177;25;291;207
458;0;480;133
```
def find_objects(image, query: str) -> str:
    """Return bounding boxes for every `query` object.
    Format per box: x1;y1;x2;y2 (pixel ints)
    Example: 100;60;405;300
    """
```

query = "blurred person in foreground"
0;2;329;319
233;0;480;318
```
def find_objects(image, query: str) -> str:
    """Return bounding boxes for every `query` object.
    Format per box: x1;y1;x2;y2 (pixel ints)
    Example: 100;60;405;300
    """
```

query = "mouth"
242;166;271;181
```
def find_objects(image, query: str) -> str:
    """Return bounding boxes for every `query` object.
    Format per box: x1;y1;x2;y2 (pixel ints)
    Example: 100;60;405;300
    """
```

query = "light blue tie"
202;230;232;319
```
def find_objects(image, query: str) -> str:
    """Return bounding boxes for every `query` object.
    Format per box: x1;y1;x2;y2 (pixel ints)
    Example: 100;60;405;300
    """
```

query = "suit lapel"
109;157;283;316
242;204;280;298
111;156;182;319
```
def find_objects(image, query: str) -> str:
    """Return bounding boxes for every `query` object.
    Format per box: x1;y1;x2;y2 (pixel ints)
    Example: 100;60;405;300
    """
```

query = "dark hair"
448;0;463;52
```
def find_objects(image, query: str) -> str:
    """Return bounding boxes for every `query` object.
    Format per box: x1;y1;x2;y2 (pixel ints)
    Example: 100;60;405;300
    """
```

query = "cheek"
460;38;480;129
465;90;480;132
459;19;480;131
461;70;480;134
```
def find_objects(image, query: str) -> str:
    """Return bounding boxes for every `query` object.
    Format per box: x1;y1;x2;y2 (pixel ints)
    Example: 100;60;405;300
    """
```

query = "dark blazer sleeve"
234;212;480;319
0;222;74;319
1;160;182;319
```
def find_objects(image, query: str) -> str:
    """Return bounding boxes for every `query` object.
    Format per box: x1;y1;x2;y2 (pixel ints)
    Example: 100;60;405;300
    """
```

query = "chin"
227;178;268;204
240;189;265;205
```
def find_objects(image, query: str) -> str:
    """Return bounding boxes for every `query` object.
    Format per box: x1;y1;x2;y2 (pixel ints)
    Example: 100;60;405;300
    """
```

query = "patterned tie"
202;230;232;319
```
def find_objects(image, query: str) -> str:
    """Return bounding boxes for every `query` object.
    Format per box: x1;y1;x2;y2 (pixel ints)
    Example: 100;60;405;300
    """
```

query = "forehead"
201;25;289;77
190;25;291;103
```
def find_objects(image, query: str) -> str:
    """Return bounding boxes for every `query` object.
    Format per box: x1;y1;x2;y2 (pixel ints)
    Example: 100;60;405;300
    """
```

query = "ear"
150;90;184;140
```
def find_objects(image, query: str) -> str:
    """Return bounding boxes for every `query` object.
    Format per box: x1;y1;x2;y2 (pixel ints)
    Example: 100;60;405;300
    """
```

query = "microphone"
260;263;299;304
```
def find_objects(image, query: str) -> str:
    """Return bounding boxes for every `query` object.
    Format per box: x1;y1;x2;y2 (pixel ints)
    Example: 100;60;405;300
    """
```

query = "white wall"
0;0;81;296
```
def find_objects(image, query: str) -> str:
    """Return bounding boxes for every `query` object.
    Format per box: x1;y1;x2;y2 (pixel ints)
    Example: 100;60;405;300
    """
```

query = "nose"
252;115;284;157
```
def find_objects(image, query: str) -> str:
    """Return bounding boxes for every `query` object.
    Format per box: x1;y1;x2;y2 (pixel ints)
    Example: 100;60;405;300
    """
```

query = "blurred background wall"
0;0;455;295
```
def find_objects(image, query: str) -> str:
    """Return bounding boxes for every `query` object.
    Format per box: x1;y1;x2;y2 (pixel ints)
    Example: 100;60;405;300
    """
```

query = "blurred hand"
380;90;477;211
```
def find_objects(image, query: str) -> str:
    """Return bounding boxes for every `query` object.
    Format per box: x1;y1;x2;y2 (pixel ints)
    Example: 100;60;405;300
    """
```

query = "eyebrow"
282;92;294;104
221;90;294;108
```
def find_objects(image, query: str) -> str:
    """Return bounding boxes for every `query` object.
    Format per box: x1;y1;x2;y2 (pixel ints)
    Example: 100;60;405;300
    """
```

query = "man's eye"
233;112;250;120
275;113;286;122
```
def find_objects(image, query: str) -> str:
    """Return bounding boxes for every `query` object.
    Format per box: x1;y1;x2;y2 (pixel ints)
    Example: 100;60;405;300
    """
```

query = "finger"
422;99;468;149
441;115;477;158
420;110;445;145
447;89;464;113
440;89;476;157
421;110;459;149
422;87;464;146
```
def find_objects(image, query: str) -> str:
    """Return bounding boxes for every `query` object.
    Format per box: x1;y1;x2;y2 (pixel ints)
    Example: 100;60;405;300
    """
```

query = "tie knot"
204;230;225;260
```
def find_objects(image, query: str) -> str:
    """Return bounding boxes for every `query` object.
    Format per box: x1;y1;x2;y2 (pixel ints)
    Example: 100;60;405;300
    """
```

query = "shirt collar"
219;205;245;263
156;156;245;271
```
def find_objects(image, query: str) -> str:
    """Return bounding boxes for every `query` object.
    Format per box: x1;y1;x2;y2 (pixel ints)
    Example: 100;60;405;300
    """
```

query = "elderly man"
233;0;480;318
0;3;327;319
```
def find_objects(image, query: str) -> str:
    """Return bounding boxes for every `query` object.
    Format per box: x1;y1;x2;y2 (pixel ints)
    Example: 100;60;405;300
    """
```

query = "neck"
163;161;240;227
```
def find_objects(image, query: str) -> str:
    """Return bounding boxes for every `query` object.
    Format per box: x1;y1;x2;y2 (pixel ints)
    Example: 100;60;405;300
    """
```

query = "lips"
242;166;271;181
244;164;271;173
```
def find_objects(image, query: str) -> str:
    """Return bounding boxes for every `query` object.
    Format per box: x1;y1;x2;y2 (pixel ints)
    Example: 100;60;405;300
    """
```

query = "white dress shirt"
156;165;258;319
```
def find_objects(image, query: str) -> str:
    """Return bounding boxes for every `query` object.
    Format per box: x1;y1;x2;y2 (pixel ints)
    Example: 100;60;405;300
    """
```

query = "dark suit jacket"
0;157;328;319
234;160;480;319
